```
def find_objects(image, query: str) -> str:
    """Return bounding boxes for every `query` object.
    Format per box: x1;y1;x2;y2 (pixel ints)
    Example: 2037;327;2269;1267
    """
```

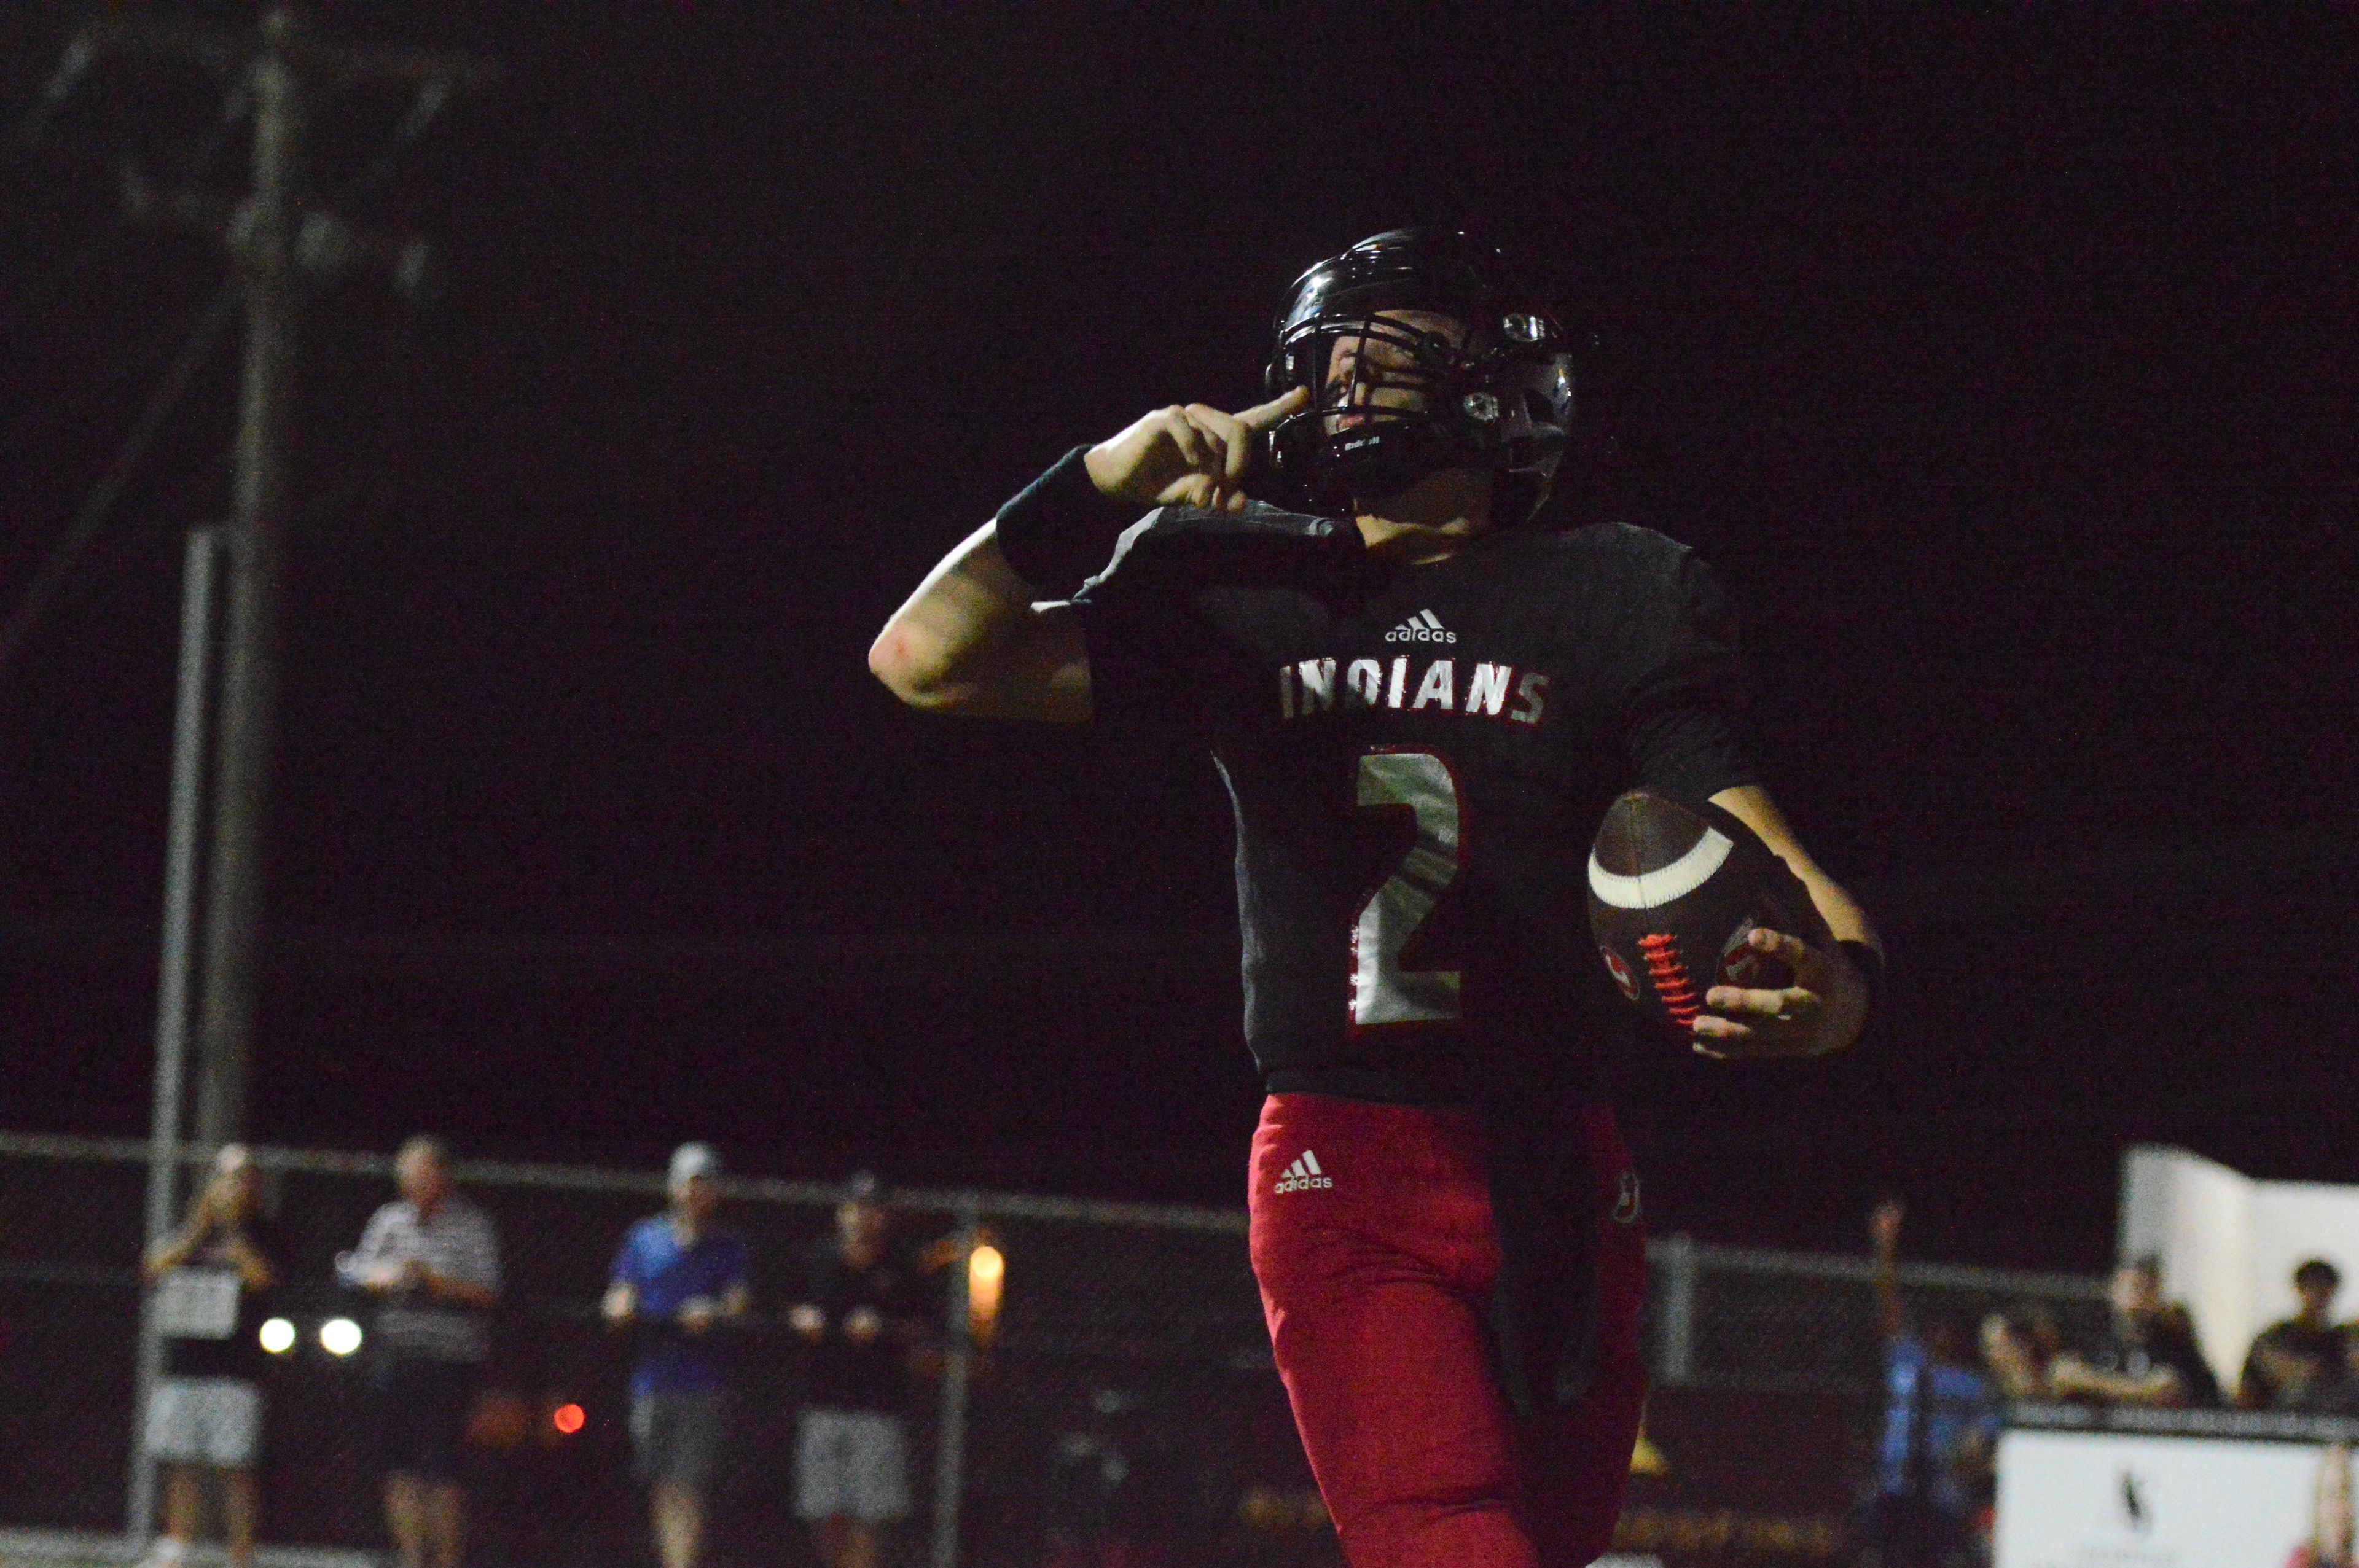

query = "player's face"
1321;308;1466;434
2302;1279;2340;1319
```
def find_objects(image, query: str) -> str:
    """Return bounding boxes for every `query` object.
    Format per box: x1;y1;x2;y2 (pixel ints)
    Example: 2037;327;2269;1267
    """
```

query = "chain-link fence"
0;1132;2107;1566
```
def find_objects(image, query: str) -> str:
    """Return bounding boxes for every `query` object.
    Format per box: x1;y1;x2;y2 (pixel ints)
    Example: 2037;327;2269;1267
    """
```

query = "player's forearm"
1707;784;1880;951
1799;868;1878;953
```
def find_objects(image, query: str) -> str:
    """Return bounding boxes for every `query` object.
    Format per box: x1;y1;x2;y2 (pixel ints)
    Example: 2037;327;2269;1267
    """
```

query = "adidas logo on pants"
1274;1150;1333;1193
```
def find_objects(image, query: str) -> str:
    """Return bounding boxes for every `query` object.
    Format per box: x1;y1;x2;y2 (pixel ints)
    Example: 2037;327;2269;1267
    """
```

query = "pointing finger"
1186;404;1255;485
1235;384;1311;433
1160;407;1215;474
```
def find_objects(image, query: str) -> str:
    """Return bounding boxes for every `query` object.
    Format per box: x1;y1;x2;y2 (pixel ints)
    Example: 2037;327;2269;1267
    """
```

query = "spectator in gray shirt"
339;1136;500;1568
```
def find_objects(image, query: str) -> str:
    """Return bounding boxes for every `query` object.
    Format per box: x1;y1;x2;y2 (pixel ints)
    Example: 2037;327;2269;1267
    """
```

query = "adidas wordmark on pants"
1275;1149;1334;1193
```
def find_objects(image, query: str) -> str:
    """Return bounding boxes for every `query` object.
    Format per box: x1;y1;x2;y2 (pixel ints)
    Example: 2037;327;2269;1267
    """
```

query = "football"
1586;790;1834;1040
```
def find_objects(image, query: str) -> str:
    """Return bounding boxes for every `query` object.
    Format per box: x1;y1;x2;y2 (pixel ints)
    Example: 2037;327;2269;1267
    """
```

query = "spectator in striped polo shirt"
339;1136;501;1568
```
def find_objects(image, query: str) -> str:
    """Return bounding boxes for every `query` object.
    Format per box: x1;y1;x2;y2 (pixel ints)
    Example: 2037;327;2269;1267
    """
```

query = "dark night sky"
2;4;2354;1270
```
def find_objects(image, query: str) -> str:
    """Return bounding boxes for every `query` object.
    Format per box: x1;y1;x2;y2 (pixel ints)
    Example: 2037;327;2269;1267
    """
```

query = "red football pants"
1247;1094;1648;1568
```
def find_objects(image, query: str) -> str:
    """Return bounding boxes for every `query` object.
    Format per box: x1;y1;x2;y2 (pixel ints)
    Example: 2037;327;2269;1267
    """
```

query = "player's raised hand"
1689;927;1868;1059
1083;386;1309;513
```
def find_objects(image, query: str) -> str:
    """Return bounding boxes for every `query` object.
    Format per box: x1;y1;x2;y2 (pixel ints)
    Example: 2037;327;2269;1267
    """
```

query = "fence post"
1658;1231;1697;1387
130;526;227;1545
930;1197;980;1568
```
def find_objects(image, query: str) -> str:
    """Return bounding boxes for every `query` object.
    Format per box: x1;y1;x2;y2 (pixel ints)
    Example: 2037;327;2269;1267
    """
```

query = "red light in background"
552;1403;585;1435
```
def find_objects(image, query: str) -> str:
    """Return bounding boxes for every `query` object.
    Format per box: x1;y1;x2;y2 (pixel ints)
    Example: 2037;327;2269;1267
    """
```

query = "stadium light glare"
552;1402;586;1435
257;1317;297;1355
319;1317;364;1357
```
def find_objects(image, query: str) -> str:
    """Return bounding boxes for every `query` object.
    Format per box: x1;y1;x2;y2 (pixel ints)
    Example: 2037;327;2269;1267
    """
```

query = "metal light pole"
190;2;303;1153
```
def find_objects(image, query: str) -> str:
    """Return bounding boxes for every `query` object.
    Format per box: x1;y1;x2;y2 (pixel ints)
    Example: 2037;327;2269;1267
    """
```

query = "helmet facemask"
1270;311;1479;504
1259;230;1577;524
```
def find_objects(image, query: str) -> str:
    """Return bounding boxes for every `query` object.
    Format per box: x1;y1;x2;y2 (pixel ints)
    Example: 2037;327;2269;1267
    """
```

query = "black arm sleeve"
992;447;1143;597
1622;548;1761;801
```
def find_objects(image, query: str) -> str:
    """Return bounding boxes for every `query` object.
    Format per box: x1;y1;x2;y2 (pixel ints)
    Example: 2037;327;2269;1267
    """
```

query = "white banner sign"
153;1265;241;1340
1995;1427;2344;1568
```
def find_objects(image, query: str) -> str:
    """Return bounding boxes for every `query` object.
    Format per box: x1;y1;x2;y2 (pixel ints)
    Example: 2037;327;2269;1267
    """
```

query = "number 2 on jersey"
1351;749;1464;1027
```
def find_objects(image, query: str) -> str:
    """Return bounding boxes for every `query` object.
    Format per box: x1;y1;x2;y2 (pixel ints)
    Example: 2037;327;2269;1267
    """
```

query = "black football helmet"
1261;228;1576;524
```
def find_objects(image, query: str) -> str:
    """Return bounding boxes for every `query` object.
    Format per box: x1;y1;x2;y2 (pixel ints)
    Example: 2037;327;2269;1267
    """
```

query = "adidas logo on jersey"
1386;609;1457;644
1273;1150;1333;1194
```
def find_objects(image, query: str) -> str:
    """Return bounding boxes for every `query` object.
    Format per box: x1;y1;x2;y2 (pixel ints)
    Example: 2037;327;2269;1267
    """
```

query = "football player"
870;229;1882;1567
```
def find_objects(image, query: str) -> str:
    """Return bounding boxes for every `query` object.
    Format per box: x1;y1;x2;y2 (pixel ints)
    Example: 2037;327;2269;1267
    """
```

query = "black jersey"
1070;505;1759;1107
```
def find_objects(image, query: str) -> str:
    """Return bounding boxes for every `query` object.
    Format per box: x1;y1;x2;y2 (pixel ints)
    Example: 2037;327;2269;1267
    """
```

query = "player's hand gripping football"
1082;386;1309;513
1688;927;1869;1060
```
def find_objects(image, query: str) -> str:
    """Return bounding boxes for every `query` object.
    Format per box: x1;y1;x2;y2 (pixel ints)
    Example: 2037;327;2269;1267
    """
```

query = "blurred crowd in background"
138;1138;937;1568
1862;1196;2358;1568
130;1145;2359;1568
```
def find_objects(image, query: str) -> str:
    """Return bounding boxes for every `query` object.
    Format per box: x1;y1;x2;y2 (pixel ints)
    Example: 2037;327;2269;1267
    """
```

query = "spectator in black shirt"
2049;1257;2221;1408
141;1145;285;1568
2243;1260;2356;1413
789;1172;930;1568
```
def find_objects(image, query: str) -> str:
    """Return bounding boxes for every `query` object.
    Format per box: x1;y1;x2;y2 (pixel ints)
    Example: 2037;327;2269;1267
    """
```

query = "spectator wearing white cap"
603;1143;751;1568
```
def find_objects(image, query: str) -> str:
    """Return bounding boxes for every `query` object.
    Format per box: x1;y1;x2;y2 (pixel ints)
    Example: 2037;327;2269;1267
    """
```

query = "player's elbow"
868;624;960;711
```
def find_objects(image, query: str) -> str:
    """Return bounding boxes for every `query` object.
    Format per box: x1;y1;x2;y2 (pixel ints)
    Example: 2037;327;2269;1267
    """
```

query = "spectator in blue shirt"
1866;1198;2000;1568
603;1144;751;1568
